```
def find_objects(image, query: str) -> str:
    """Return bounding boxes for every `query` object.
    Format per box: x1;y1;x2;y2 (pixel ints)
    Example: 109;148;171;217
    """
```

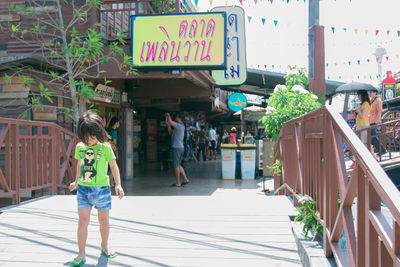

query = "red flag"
376;30;379;36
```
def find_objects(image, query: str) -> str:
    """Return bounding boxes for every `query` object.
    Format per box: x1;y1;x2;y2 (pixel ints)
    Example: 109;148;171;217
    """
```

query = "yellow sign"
242;154;254;161
131;13;226;69
222;154;234;161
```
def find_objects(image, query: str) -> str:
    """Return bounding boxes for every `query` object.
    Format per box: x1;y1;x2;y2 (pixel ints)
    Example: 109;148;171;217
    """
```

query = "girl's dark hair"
77;111;109;144
357;90;370;105
108;117;119;128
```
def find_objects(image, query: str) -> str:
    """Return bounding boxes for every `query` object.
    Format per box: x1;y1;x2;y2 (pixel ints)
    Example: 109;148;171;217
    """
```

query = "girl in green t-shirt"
69;111;124;267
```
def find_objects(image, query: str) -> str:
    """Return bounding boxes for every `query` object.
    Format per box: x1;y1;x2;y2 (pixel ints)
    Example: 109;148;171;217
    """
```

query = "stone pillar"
122;108;134;180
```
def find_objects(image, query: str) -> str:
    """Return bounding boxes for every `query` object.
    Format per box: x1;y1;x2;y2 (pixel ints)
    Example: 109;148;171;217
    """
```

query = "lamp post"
373;47;387;91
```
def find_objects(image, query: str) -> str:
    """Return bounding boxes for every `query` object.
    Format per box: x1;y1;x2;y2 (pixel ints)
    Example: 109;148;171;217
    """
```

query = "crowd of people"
185;125;240;162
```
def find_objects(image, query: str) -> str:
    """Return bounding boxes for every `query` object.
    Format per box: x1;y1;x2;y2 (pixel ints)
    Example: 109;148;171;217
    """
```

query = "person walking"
353;90;371;146
165;112;190;187
369;89;386;154
69;111;124;267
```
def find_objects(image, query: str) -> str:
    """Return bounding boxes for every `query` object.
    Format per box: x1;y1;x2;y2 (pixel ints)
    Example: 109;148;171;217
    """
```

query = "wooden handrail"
274;105;400;266
0;117;77;205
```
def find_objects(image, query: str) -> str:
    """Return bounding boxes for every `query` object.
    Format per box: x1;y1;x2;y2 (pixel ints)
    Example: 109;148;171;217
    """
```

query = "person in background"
229;127;237;144
69;111;124;267
353;90;371;146
165;112;190;187
207;126;217;160
222;129;229;144
197;125;207;161
107;117;119;159
369;89;386;155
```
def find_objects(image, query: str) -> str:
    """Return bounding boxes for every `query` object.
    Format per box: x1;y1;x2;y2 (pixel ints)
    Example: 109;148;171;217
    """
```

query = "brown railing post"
357;166;366;267
50;127;58;195
11;123;20;204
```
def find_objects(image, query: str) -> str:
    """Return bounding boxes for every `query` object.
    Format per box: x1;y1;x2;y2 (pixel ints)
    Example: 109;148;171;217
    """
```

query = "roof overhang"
216;68;345;97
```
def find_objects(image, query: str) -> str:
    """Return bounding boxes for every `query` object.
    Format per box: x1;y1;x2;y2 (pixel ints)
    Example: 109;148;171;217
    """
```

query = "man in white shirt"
207;126;217;160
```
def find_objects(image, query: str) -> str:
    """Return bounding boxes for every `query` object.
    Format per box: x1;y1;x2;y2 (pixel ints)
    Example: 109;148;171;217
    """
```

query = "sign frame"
211;6;247;86
131;12;227;70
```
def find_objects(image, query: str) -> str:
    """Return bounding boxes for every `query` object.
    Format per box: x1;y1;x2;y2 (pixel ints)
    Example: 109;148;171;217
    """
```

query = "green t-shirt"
74;142;115;187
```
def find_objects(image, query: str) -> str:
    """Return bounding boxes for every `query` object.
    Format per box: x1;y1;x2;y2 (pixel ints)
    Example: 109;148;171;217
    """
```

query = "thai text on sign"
131;13;226;69
211;6;247;85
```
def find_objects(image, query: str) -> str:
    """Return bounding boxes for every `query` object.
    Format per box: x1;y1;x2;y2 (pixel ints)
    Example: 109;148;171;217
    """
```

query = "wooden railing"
274;105;400;266
0;118;77;205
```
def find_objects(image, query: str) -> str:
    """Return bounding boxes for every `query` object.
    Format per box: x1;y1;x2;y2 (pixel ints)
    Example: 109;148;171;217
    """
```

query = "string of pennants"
192;0;362;7
250;63;397;81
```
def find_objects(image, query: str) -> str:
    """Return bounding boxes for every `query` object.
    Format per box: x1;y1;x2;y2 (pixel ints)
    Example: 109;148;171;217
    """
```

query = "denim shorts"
77;185;111;211
172;147;184;168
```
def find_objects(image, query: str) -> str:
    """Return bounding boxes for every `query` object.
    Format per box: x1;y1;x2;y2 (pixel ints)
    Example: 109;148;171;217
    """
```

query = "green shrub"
294;196;323;240
260;67;322;142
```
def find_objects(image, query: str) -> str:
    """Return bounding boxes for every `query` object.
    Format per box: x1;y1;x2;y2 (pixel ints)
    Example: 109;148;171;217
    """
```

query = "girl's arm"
109;159;125;199
69;159;81;191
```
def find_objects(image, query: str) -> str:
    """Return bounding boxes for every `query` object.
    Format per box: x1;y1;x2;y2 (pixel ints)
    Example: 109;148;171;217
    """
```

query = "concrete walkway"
0;159;301;266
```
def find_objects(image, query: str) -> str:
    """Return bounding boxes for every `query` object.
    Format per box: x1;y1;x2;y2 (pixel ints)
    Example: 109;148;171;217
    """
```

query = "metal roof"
217;68;344;97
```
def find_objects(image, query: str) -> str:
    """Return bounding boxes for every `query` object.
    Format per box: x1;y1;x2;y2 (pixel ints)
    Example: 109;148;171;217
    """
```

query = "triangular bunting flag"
209;0;213;5
239;0;243;5
365;29;368;35
248;16;252;22
386;56;389;61
343;28;347;32
194;0;199;6
357;60;360;64
274;20;278;26
326;63;329;67
254;0;258;4
376;30;379;36
348;61;351;65
286;0;290;3
397;31;400;37
331;27;335;33
272;65;275;68
354;29;358;34
387;30;390;36
261;18;266;25
367;58;370;63
339;76;342;79
264;65;267;69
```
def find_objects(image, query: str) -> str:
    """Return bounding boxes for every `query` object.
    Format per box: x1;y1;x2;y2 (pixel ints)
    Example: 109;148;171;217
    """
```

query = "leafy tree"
1;0;136;129
260;66;322;142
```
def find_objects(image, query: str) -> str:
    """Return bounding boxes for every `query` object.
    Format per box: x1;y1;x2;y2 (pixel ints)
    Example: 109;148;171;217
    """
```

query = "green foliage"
294;196;323;240
150;0;176;13
6;0;137;124
269;160;282;176
260;67;322;142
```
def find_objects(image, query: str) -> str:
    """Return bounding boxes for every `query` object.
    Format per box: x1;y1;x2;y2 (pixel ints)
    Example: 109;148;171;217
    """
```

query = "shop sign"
211;6;247;86
228;92;247;112
243;110;266;121
131;12;226;69
93;84;114;103
382;70;397;101
111;90;121;105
